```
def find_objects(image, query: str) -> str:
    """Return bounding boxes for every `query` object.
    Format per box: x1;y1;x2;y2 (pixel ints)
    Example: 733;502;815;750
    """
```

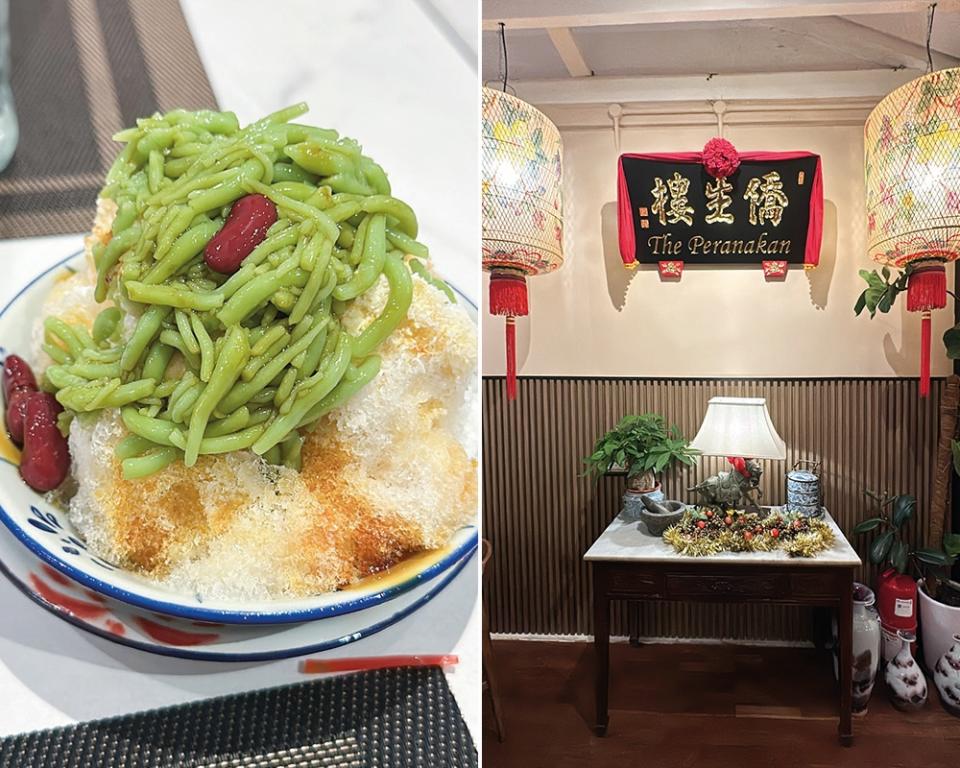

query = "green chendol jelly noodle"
42;104;449;479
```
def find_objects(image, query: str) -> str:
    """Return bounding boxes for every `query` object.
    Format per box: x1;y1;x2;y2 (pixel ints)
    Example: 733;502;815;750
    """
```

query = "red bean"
204;194;278;274
6;387;32;446
3;354;37;401
20;392;71;492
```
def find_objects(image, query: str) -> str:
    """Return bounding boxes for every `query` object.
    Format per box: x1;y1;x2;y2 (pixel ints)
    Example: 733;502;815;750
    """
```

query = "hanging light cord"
926;3;937;73
499;22;509;92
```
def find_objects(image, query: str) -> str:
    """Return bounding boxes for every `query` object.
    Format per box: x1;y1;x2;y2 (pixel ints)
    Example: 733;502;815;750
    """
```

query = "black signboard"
617;152;822;267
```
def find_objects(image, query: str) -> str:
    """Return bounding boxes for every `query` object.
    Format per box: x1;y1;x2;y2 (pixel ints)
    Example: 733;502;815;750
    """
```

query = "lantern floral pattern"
865;68;960;268
481;87;564;400
481;88;563;276
861;67;960;397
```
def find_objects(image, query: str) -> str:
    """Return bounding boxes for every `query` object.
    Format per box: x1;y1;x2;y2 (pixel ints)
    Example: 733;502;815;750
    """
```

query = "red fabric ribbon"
702;138;740;179
727;456;750;478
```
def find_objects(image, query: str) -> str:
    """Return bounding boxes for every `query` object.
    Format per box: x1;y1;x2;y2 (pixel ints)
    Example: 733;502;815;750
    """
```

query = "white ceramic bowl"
0;515;476;661
0;251;478;624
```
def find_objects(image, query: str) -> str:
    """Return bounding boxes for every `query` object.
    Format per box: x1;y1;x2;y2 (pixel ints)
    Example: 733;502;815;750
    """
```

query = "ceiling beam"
482;0;960;30
510;68;920;105
546;27;593;77
776;16;960;69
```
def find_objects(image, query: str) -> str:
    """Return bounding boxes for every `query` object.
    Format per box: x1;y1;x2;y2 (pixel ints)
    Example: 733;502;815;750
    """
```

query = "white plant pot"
918;580;960;671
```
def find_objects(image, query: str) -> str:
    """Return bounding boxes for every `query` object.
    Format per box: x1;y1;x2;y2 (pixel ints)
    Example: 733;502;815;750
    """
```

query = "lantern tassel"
489;270;529;317
490;270;527;401
905;263;944;399
505;317;517;401
920;311;931;398
906;262;946;312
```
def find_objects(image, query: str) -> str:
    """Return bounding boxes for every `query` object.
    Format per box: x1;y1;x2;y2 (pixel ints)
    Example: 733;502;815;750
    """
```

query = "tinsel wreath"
663;508;835;558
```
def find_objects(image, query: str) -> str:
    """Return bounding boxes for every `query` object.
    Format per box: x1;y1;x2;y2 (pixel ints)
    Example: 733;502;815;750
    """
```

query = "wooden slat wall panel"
482;376;943;641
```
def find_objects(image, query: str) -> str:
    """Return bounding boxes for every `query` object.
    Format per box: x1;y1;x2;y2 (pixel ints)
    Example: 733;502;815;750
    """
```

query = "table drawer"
665;573;789;600
604;568;665;597
789;572;839;598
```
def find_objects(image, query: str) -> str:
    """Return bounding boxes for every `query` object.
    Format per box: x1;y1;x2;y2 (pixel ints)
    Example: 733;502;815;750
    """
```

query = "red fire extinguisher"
876;568;917;662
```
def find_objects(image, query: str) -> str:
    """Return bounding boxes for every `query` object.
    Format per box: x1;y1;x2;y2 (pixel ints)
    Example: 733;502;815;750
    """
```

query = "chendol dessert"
3;104;476;600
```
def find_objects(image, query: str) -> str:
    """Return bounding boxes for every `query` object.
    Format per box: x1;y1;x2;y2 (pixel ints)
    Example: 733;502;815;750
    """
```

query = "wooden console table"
584;509;860;746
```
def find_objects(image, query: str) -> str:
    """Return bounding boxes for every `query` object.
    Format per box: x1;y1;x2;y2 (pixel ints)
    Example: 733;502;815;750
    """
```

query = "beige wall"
481;120;954;378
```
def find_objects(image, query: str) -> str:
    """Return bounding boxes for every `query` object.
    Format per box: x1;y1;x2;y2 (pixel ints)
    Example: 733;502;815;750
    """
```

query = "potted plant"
584;414;698;498
853;490;960;671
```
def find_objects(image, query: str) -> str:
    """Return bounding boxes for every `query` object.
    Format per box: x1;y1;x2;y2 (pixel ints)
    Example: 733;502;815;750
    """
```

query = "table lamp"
689;397;786;512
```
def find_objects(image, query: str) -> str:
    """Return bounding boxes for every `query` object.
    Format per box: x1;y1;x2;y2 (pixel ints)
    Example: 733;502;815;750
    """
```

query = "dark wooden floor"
482;639;960;767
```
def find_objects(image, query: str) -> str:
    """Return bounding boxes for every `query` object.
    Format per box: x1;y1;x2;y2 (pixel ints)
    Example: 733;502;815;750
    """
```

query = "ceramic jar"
621;485;664;521
933;633;960;717
884;630;927;711
785;468;820;517
833;582;882;714
851;583;882;714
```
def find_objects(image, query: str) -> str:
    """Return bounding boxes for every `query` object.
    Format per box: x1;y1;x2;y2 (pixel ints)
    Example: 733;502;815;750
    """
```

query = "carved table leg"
837;567;854;746
593;565;610;736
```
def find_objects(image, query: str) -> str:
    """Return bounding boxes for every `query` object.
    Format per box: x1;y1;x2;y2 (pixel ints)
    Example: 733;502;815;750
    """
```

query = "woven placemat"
0;0;218;239
0;666;477;767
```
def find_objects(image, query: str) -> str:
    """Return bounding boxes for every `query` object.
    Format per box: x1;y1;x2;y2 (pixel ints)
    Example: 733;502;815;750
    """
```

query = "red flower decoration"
702;138;740;179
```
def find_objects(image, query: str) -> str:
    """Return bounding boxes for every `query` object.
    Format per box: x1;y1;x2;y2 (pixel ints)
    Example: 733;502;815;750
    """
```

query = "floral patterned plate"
0;518;476;661
0;250;478;625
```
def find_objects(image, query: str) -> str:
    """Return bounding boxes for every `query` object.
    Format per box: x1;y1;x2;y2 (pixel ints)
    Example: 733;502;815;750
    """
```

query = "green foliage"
856;264;960;360
944;533;960;558
854;489;955;577
584;413;698;480
853;266;909;318
943;325;960;360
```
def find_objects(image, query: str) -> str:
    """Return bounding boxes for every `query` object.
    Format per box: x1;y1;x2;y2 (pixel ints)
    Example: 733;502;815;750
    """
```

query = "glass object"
0;0;18;172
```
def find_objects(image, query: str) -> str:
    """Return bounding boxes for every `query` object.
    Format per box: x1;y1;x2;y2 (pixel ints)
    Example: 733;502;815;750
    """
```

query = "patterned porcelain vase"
621;485;664;521
851;583;882;714
884;630;928;711
933;633;960;717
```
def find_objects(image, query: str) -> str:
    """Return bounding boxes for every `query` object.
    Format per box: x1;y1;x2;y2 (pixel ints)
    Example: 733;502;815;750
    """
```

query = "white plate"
0;251;478;624
0;508;476;661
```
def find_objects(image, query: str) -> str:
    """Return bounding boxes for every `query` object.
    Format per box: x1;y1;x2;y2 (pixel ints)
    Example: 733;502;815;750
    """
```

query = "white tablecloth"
0;0;480;742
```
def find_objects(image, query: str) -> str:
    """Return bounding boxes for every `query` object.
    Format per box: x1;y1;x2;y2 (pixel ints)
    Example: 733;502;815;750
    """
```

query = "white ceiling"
482;1;960;90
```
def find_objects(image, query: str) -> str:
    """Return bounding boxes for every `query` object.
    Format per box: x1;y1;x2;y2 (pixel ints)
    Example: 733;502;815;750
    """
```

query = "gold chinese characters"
645;169;790;227
705;177;734;224
651;172;694;226
744;171;788;226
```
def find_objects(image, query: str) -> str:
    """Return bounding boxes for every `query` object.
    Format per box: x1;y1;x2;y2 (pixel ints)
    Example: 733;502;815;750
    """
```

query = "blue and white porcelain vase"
621;484;664;521
885;629;927;711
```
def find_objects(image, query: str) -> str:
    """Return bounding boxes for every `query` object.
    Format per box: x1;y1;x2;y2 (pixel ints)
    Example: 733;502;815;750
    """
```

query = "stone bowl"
639;500;686;536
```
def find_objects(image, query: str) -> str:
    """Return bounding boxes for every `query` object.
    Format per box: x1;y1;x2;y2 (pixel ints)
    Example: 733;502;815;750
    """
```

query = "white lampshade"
690;397;786;459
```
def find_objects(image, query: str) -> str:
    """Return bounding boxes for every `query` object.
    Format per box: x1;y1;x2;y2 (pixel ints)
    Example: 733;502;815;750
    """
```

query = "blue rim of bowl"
0;249;479;624
0;544;475;662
